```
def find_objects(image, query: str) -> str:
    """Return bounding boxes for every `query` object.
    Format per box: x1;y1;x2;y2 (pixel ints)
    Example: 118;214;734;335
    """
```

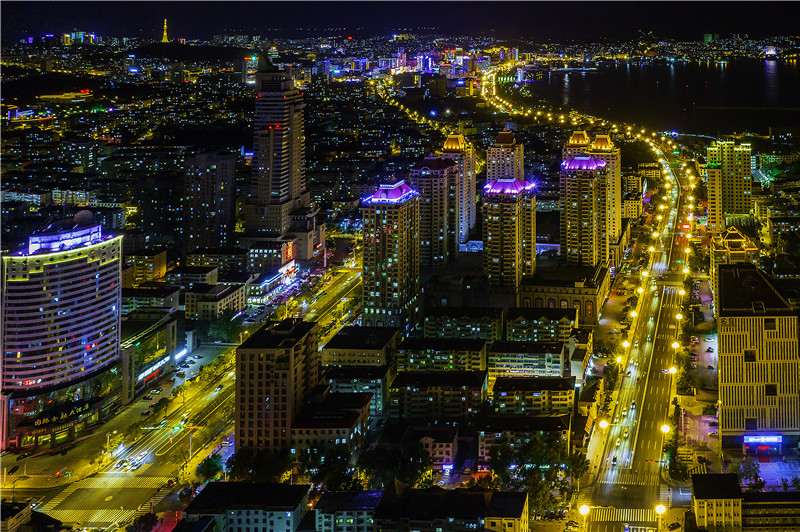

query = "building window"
744;350;756;362
765;384;777;396
764;318;776;331
745;418;757;431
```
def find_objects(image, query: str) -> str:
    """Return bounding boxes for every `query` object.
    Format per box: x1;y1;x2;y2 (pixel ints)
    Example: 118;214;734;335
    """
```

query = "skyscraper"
361;181;420;330
486;130;524;182
409;157;458;267
182;150;236;252
482;178;537;292
1;216;122;450
707;141;752;234
234;319;320;452
436;135;477;243
585;135;622;256
560;156;608;267
245;56;321;260
562;131;591;160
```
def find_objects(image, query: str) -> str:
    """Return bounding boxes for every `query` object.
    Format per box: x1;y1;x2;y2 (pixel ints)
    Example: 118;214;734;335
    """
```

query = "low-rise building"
314;491;382;532
124;248;167;286
374;482;529;532
325;365;395;418
396;337;487;372
186;247;248;274
183;482;311;532
493;376;576;415
389;370;488;421
322;326;400;367
184;283;246;321
517;263;609;326
164;265;218;290
402;426;459;471
121;286;180;315
422;306;504;341
488;341;566;389
478;415;572;464
290;389;372;455
120;308;178;405
709;226;760;312
506;307;577;343
691;474;743;530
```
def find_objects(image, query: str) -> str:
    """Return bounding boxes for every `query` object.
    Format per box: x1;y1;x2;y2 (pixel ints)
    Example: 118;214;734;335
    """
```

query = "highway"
584;140;691;531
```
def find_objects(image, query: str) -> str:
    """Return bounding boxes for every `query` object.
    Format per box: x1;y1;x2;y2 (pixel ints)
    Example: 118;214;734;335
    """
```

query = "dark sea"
527;59;800;136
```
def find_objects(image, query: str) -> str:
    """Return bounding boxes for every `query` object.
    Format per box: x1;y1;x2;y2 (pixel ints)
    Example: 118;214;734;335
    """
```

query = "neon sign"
743;435;781;443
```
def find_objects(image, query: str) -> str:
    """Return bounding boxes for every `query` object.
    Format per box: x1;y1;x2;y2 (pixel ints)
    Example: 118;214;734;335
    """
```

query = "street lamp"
679;289;685;296
669;367;677;375
622;340;630;348
676;313;683;320
672;341;680;349
656;505;666;531
637;287;644;294
580;504;591;531
599;420;609;429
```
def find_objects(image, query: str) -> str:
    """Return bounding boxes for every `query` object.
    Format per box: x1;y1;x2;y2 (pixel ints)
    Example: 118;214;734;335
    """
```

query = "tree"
298;445;362;490
197;454;223;482
736;455;761;485
780;477;790;492
566;451;590;487
226;447;291;483
746;476;766;493
208;309;239;343
127;513;158;532
791;476;800;490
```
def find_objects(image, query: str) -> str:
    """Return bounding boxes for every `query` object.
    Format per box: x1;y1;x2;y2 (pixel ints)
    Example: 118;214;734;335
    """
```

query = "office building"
361;181;421;329
436;134;477;242
717;265;800;450
409;158;458;268
1;217;122;450
707;141;753;234
560;156;608;267
183;482;311;532
709;227;760;313
183;150;236;252
486;129;524;181
234;319;320;451
482;178;537;293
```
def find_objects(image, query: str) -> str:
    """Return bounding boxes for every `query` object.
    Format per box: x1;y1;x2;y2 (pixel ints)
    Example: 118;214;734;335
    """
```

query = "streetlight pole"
579;505;590;531
655;504;666;531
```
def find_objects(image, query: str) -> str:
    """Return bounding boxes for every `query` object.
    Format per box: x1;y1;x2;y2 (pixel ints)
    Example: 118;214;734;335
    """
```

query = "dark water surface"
528;59;800;135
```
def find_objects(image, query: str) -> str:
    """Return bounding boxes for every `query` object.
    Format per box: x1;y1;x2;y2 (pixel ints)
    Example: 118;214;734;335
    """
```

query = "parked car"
149;402;157;407
141;410;151;416
707;365;714;369
706;347;714;352
668;522;681;531
143;395;153;400
709;421;719;427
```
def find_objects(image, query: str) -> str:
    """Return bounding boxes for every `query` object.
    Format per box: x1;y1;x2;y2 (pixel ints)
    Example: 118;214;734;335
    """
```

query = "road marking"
591;507;657;523
46;509;137;526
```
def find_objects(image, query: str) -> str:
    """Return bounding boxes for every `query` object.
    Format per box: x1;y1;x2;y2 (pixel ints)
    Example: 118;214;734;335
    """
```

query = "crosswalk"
134;483;173;518
591;508;657;523
75;475;170;489
598;470;660;486
660;484;671;506
47;509;137;526
39;484;80;512
687;463;707;476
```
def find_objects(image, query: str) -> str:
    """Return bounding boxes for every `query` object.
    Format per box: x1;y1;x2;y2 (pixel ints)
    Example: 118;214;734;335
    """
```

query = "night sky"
2;1;798;43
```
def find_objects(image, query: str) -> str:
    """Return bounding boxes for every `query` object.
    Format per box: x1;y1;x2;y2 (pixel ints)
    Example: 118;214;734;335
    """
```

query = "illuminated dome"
561;156;607;171
484;178;536;195
567;131;590;145
443;134;466;152
365;180;418;204
591;134;614;150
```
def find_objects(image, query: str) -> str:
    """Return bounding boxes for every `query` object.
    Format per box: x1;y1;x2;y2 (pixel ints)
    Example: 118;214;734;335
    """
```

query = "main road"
584;140;693;531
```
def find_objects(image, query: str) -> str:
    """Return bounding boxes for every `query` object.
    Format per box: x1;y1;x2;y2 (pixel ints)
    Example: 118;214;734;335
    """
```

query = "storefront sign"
744;435;782;444
33;403;91;426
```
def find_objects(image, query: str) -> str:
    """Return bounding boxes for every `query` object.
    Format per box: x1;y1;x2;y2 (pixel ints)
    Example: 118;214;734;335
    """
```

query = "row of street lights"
578;503;668;531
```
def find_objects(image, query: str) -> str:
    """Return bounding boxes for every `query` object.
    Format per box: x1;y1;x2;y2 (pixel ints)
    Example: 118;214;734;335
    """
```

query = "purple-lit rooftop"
483;178;536;195
363;180;419;205
561;156;607;171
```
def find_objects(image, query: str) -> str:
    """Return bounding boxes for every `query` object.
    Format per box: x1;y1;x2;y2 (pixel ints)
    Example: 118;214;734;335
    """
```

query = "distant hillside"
1;73;102;103
131;42;252;62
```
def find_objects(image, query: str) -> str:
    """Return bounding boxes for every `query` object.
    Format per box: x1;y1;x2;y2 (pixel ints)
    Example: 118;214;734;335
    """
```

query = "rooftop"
315;490;383;513
493;376;576;393
239;319;318;350
183;482;310;514
507;307;578;323
494;130;517;146
293;392;372;429
567;131;590;145
717;264;792;316
403;425;459;444
165;266;218;276
325;365;390;380
398;337;487;352
561;156;607;172
481;414;571;433
483;178;536;195
425;306;503;320
323;326;399;351
590;134;615;150
390;370;487;389
489;341;564;354
442;134;467;152
376;482;527;521
363;180;418;205
691;474;741;500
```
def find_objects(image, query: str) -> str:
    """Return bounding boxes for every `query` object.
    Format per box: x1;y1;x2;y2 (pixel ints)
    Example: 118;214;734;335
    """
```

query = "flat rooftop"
489;341;564;354
239;319;317;350
184;482;310;514
391;370;487;389
323;326;399;351
717;264;792;316
493;376;576;393
399;337;487;352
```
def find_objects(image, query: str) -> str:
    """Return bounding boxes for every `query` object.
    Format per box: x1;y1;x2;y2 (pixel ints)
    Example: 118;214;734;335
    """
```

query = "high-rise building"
486;130;524;182
234;319;320;452
707;141;752;234
1;216;122;450
409;158;458;268
361;181;420;330
717;264;800;449
562;131;590;160
436;135;477;242
560;156;608;267
245;56;322;260
585;135;622;253
482;178;536;292
183;150;236;252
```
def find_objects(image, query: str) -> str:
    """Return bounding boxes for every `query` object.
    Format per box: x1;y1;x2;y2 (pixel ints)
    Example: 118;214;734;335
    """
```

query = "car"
169;377;176;382
623;429;629;438
130;461;142;470
616;438;621;447
667;522;681;531
647;334;652;342
176;371;185;377
159;419;168;427
221;440;233;447
155;387;164;393
708;431;719;437
708;421;719;427
149;402;157;407
215;385;224;392
631;401;636;409
690;364;697;369
141;410;151;416
634;340;639;347
143;395;153;400
116;459;127;468
706;347;714;352
566;521;579;527
707;365;714;369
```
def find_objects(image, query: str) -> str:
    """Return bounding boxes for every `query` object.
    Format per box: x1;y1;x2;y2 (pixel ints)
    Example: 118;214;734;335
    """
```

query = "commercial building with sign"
1;217;122;450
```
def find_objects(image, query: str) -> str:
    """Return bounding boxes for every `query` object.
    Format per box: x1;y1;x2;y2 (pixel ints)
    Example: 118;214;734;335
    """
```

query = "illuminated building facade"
709;227;760;312
1;218;122;450
486;130;524;182
707;141;752;234
482;178;536;293
436;134;477;243
717;264;800;451
361;181;420;330
560;157;608;267
585;135;622;259
409;158;458;268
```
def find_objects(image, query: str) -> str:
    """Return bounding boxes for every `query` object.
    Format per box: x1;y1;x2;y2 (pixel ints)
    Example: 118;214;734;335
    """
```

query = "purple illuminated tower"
361;181;421;329
560;156;608;266
482;178;537;293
